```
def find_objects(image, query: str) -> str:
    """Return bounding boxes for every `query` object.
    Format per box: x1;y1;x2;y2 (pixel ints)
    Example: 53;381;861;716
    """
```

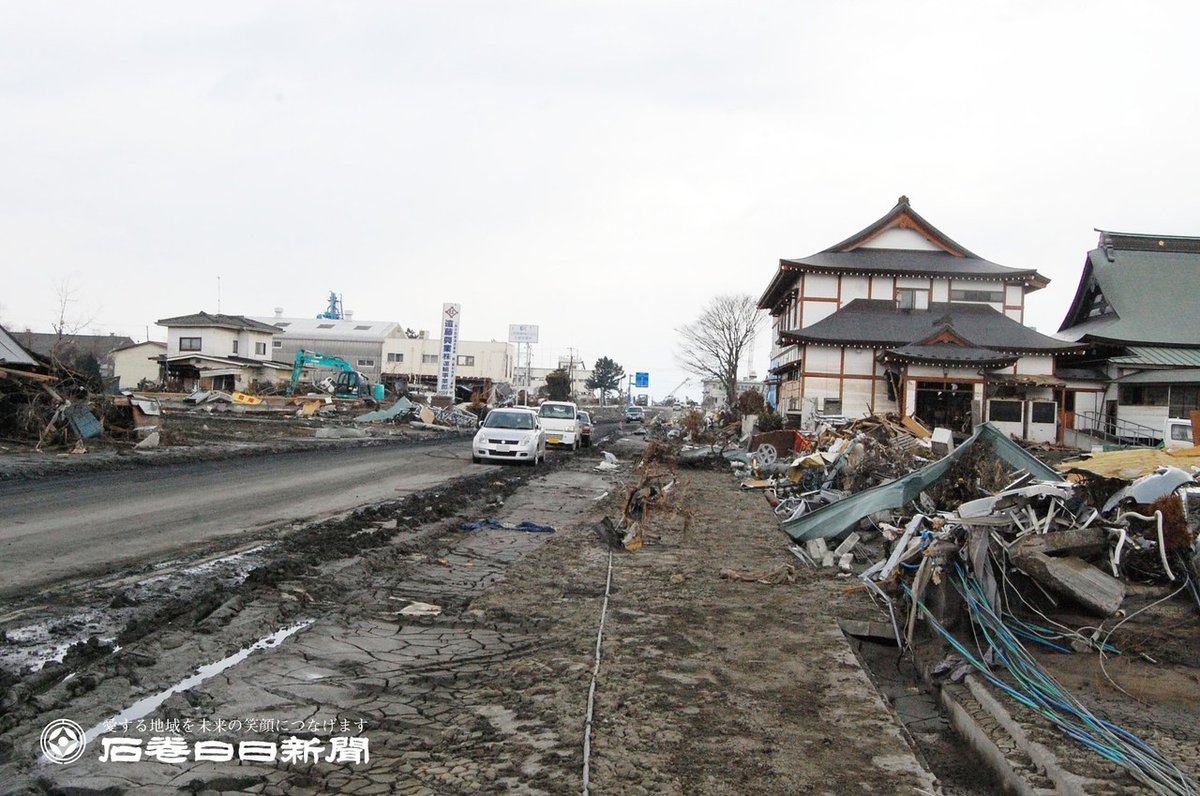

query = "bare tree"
675;294;761;407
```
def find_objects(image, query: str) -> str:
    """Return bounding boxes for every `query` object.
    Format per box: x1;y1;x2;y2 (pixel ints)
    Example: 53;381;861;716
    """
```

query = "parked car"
624;405;645;422
1164;417;1195;449
537;401;582;449
578;410;594;447
472;407;545;465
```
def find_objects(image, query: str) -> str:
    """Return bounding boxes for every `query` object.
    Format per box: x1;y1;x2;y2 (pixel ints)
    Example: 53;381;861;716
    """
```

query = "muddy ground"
2;423;1198;795
1;435;945;795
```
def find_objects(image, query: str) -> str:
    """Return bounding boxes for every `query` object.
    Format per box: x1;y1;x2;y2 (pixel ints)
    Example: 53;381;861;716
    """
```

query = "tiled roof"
1058;235;1200;346
156;312;282;334
783;300;1083;353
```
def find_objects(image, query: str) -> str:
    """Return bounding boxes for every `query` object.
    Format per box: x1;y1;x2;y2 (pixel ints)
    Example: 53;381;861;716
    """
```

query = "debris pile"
754;420;1200;793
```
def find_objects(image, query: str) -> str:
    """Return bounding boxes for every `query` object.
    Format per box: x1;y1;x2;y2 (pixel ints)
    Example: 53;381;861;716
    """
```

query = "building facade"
109;341;167;390
157;312;289;392
758;197;1082;438
1055;231;1200;445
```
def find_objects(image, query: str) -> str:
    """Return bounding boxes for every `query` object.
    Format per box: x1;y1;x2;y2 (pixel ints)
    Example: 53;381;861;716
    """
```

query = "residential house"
16;332;134;383
157;312;289;392
1055;230;1200;444
109;341;167;390
758;197;1083;440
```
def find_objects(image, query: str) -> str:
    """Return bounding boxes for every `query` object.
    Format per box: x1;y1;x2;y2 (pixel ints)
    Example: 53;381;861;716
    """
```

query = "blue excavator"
286;349;371;399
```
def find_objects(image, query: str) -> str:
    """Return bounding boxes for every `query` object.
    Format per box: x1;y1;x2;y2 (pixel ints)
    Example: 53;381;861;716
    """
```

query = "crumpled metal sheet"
1101;466;1195;514
780;423;1064;542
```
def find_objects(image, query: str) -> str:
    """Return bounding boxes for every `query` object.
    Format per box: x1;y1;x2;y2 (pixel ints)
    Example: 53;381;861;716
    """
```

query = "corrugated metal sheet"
1116;367;1200;385
0;325;38;367
1111;346;1200;367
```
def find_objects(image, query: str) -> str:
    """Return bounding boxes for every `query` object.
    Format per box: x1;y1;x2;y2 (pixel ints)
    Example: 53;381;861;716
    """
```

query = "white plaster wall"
896;276;932;289
932;281;950;302
858;227;943;251
841;276;870;304
1005;285;1024;308
870;276;893;299
803;301;838;327
842;379;877;418
1005;308;1023;322
110;344;165;388
1017;357;1056;376
805;274;839;299
167;327;236;357
805;346;842;372
843;348;875;375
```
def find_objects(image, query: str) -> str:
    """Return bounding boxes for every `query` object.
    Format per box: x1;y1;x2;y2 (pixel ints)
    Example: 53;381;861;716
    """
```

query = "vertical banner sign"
438;303;461;397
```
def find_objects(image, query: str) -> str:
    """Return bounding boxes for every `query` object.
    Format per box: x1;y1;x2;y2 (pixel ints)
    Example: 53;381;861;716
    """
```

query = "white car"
472;408;546;465
538;401;582;449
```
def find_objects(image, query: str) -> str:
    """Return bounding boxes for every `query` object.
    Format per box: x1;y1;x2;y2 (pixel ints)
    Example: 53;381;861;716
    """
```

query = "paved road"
0;440;480;598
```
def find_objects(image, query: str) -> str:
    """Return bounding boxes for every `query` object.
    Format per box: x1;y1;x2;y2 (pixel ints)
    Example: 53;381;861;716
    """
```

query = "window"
275;322;290;327
1119;385;1169;406
988;400;1023;423
1169;386;1199;417
387;353;404;363
355;325;371;331
950;289;1004;303
457;355;475;367
1030;402;1056;424
821;398;842;414
1170;423;1193;442
317;323;334;329
273;340;283;348
231;340;239;354
357;358;375;367
896;289;915;310
422;354;439;364
255;342;267;356
180;337;201;351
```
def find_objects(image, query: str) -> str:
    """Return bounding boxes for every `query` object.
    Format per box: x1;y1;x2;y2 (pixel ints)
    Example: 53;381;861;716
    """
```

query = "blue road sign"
634;372;649;388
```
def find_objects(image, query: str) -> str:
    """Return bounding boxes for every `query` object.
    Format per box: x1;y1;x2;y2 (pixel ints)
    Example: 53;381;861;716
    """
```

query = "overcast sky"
3;2;1197;401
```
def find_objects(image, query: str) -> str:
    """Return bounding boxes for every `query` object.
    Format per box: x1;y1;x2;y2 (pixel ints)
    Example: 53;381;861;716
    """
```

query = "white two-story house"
157;312;289;392
757;197;1084;440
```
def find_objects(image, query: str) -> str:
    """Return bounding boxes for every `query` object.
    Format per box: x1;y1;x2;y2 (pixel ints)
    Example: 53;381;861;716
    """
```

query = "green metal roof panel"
1059;248;1200;346
1110;346;1200;367
1115;367;1200;385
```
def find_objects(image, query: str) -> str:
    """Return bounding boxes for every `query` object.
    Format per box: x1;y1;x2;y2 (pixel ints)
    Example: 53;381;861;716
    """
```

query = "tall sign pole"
438;303;461;398
507;324;539;405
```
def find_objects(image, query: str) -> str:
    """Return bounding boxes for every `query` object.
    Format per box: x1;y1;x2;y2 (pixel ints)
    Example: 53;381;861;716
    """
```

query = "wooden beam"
0;365;55;382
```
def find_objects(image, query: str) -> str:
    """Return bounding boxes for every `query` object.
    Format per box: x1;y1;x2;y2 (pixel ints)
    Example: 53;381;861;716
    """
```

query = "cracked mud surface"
1;446;940;795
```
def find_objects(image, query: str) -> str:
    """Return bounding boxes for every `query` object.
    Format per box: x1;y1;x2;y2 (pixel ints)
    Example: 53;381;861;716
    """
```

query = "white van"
1164;418;1194;449
538;401;582;449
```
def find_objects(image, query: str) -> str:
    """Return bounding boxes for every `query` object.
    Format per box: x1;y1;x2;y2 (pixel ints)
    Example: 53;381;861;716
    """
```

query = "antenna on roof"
217;276;221;314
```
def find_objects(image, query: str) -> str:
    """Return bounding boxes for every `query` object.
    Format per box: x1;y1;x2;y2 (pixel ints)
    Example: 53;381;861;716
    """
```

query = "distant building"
1055;230;1200;445
758;197;1082;438
516;356;594;403
701;378;763;409
253;312;516;395
15;331;134;381
109;341;167;390
157;312;289;392
251;313;407;390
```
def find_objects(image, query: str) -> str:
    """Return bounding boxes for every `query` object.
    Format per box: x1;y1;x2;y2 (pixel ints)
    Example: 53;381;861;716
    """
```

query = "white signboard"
507;324;539;344
437;303;461;397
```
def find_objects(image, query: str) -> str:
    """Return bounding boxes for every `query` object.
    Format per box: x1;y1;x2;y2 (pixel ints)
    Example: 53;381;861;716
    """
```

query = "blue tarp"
458;519;557;533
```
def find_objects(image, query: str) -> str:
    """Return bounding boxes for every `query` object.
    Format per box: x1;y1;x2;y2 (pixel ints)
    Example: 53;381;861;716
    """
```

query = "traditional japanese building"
1055;230;1200;444
758;196;1083;439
